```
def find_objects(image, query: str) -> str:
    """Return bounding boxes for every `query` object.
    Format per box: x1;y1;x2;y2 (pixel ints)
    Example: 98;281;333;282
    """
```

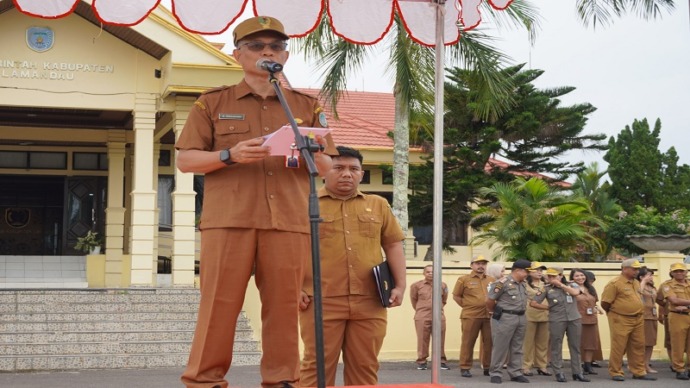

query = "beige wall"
241;260;672;362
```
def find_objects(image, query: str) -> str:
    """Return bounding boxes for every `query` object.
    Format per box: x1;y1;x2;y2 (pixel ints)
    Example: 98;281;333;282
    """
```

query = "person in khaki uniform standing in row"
453;255;494;377
661;262;690;380
600;259;656;382
522;262;550;377
410;265;449;370
486;259;532;384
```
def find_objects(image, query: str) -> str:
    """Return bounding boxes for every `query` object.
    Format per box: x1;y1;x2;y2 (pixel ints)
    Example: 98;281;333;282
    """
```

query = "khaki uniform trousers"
415;319;447;363
549;319;582;375
460;318;492;370
523;320;549;370
489;314;526;378
669;312;690;372
606;312;646;377
300;295;387;386
181;228;309;388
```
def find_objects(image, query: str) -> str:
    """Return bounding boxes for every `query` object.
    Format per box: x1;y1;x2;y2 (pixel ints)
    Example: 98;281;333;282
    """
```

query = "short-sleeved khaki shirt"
526;281;549;322
601;275;643;316
663;279;690;312
175;80;336;234
410;279;448;321
453;271;494;318
488;274;527;312
302;188;405;297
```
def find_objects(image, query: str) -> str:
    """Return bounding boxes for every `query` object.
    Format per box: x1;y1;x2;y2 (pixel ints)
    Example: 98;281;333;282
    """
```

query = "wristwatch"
219;148;235;165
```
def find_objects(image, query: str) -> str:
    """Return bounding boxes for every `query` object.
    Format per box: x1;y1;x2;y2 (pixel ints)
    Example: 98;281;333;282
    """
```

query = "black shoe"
591;361;601;368
461;369;472;377
537;369;552;376
556;373;567;383
611;376;625;381
440;363;450;370
632;374;657;381
583;362;597;375
490;376;502;384
417;362;428;370
573;373;590;382
510;376;530;383
676;371;690;380
484;369;490;376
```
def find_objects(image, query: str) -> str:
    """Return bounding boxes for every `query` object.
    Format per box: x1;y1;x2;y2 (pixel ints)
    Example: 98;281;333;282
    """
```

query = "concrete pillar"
104;137;126;287
152;142;161;284
129;94;157;286
171;97;196;287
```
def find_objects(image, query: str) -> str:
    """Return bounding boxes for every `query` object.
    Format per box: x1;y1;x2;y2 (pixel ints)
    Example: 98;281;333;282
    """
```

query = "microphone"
256;59;283;73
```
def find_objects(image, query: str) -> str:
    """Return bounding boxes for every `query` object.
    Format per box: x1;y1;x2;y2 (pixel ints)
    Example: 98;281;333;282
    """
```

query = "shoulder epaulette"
202;85;232;95
288;88;319;101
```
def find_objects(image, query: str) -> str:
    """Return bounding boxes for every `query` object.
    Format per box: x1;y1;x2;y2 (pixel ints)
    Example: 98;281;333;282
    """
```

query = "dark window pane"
0;151;28;168
29;152;67;169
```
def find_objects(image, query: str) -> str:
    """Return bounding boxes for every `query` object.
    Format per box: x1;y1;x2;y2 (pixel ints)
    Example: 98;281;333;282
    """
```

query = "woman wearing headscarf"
570;269;603;375
531;267;589;383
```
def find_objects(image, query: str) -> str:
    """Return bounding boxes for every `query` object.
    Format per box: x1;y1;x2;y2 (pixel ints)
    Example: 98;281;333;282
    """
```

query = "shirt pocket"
358;213;382;238
320;214;336;239
214;120;252;149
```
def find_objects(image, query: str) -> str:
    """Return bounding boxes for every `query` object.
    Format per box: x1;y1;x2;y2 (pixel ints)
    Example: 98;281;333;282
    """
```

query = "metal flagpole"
431;0;446;385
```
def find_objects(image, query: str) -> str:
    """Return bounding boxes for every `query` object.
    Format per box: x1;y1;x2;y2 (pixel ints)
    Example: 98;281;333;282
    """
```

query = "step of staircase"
0;289;262;371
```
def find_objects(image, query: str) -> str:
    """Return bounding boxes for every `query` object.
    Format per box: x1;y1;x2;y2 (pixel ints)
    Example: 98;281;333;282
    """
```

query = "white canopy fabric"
13;0;514;46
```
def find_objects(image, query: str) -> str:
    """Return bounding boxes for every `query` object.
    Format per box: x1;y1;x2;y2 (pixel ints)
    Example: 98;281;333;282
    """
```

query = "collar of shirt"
470;271;486;279
318;186;365;200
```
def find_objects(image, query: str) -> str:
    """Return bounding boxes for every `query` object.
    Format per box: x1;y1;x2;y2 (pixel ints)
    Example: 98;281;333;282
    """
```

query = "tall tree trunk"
393;85;410;237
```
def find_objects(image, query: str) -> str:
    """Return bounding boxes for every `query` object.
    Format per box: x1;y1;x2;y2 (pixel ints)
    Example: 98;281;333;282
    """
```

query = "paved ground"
0;360;682;387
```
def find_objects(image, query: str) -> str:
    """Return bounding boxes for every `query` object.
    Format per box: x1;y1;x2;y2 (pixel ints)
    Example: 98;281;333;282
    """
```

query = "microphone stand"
267;70;327;388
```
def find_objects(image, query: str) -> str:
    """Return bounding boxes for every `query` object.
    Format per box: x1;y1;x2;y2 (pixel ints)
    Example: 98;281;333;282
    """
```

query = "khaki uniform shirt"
642;285;658;320
663;279;690;312
410;279;448;321
488;274;527;312
534;282;582;322
657;279;673;317
601;275;643;316
525;281;549;322
453;271;495;318
175;80;336;234
303;188;405;297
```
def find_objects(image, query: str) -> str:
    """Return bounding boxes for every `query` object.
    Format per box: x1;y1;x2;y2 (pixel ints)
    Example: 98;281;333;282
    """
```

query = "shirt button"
267;171;274;176
347;247;352;251
262;105;268;110
269;194;274;199
264;126;270;132
344;214;348;217
345;230;350;234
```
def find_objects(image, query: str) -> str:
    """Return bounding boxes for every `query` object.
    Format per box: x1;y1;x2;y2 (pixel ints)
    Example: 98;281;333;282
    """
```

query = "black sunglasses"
239;41;288;52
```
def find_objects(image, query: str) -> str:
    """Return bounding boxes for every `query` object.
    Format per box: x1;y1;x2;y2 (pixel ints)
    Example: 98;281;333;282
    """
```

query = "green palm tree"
576;0;675;28
470;177;606;261
295;1;541;240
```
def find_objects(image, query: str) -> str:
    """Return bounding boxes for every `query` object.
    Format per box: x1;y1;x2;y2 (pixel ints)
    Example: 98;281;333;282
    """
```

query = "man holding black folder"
299;146;406;386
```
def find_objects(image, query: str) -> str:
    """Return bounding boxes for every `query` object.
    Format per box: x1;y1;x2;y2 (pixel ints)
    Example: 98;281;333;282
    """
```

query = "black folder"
373;261;395;307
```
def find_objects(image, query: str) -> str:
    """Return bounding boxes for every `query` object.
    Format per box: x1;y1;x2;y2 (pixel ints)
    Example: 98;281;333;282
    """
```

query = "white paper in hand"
261;126;331;156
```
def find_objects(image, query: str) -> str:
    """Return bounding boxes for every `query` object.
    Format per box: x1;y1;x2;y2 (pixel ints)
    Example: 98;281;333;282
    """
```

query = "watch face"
220;149;230;162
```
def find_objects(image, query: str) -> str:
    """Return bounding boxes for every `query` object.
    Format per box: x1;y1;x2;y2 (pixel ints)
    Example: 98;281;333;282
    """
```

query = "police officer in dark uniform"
532;267;589;383
486;259;531;384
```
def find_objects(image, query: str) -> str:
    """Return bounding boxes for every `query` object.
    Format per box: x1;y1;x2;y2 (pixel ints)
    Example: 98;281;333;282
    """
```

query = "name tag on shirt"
219;113;245;120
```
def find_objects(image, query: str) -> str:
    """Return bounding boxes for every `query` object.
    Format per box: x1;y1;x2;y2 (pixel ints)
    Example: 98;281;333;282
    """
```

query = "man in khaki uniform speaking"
452;255;494;377
662;262;690;380
176;16;337;388
486;259;531;384
600;259;656;382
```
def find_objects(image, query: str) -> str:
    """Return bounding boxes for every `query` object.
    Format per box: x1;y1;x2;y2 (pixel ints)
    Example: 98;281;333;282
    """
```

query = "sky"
162;1;690;170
